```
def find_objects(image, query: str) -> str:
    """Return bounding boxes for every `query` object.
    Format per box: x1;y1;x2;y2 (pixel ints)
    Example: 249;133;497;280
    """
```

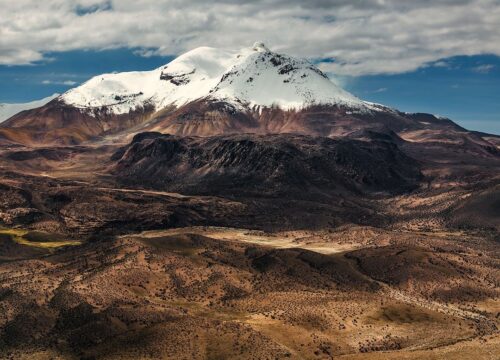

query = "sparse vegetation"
0;110;499;358
0;227;497;359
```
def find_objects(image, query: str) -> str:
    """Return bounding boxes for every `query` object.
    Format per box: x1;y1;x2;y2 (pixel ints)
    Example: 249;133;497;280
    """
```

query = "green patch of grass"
0;228;81;249
0;227;28;237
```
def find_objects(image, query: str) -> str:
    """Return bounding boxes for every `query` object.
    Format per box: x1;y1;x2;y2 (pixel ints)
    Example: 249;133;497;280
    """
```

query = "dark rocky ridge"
111;132;423;198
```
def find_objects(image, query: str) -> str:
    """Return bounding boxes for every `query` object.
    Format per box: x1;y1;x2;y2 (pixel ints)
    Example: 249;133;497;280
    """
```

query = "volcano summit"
0;42;468;144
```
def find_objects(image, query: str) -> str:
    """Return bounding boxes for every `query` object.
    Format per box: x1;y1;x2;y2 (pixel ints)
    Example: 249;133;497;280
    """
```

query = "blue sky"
0;49;174;102
342;55;500;134
1;49;498;134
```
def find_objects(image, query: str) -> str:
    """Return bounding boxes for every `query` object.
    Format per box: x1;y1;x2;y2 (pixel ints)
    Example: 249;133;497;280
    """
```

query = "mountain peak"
60;44;366;115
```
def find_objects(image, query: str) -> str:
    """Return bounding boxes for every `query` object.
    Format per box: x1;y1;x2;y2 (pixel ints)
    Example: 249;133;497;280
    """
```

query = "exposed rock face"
145;100;470;139
111;132;423;197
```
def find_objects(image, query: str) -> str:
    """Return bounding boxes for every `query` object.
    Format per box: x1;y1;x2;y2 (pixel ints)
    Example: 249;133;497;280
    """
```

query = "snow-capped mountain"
1;42;475;146
0;94;59;123
61;42;365;114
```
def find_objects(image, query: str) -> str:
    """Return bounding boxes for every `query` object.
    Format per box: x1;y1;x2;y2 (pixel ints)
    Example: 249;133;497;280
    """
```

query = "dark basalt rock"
269;54;286;67
160;69;195;86
278;64;298;75
111;132;423;198
309;66;330;79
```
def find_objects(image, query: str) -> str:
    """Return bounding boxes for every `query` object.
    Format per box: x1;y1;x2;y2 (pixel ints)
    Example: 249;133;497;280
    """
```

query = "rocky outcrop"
111;132;423;197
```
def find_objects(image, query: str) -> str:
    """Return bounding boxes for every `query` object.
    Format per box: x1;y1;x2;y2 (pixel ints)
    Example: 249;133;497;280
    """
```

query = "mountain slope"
0;99;154;146
0;43;372;145
0;94;58;123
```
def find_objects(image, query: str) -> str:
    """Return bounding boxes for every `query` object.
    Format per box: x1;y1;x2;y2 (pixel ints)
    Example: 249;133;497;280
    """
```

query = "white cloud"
0;0;499;75
41;79;78;86
431;61;451;68
472;64;495;73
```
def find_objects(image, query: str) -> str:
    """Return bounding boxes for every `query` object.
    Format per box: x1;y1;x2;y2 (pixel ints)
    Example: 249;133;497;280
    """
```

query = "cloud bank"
1;0;499;75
